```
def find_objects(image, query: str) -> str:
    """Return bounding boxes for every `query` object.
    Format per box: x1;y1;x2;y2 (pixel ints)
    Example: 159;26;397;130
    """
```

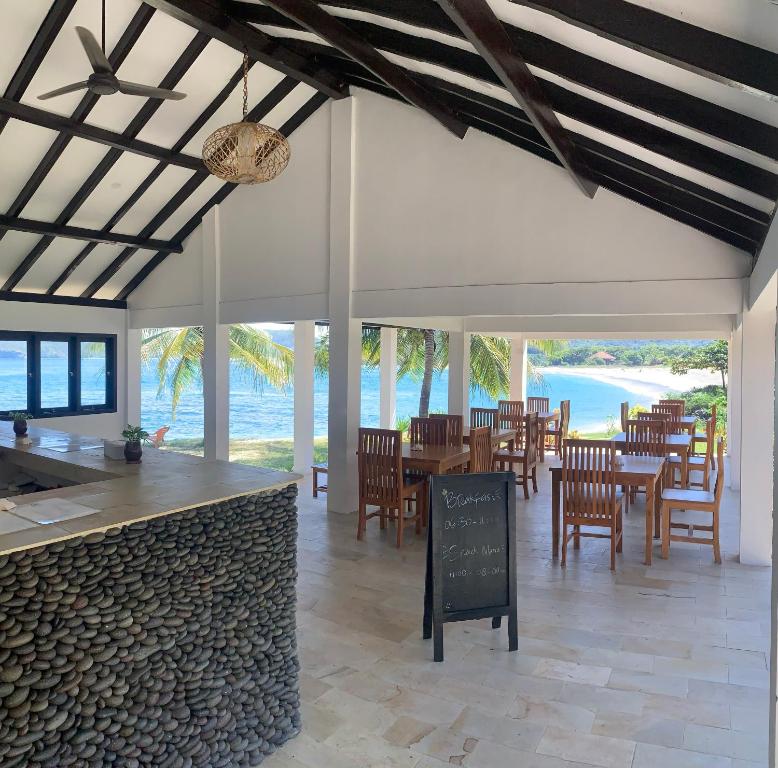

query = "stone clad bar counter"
0;426;301;768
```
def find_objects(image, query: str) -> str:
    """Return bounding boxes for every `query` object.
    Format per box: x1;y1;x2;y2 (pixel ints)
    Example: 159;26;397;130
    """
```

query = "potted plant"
121;425;149;464
8;412;31;437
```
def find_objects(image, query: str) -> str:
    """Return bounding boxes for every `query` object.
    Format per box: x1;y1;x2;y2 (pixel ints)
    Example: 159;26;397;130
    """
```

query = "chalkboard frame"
423;471;518;662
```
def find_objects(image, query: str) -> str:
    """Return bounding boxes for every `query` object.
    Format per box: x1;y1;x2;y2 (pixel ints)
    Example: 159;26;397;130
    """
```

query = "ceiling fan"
38;2;186;102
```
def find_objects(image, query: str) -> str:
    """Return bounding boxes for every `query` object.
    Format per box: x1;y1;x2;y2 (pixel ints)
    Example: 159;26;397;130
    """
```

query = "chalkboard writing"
423;472;518;662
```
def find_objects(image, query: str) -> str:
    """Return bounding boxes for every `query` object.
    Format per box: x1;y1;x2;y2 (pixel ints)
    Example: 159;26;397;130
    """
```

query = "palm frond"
230;324;293;392
470;335;510;399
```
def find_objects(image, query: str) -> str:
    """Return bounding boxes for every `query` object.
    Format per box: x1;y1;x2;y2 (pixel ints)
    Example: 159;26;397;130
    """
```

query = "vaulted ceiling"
1;0;776;309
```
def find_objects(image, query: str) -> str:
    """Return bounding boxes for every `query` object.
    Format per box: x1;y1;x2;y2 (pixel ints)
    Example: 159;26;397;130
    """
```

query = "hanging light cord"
242;53;249;119
102;0;106;54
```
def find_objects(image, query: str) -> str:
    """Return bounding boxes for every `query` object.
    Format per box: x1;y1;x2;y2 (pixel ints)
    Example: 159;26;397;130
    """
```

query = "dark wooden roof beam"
0;215;182;253
141;0;347;98
510;0;778;101
258;0;467;138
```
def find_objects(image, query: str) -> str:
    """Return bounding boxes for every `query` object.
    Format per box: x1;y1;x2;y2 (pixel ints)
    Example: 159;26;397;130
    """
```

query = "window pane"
0;340;28;412
80;341;107;406
39;341;70;409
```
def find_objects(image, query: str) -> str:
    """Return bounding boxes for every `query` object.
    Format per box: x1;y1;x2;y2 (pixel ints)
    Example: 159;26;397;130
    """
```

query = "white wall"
751;218;778;307
0;300;127;439
351;90;751;304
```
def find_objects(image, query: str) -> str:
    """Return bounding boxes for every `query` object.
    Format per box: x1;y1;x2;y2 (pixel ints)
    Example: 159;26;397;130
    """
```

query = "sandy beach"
535;365;719;401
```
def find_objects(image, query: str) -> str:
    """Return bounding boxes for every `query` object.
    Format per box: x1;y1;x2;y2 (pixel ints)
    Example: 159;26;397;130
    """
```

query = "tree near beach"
669;340;728;393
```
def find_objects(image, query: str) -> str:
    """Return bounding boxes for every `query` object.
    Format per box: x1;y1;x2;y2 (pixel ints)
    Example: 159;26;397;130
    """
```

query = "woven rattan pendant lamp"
202;55;290;184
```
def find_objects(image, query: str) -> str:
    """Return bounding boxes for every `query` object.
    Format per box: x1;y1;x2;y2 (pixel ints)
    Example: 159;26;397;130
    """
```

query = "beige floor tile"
592;709;685;748
536;727;636;768
512;698;595;732
608;669;689;697
535;658;612;686
632;743;733;768
684;724;767;762
383;716;436;747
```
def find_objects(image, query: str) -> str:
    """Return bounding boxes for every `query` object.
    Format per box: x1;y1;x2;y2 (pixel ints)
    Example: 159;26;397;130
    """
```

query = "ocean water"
0;356;670;439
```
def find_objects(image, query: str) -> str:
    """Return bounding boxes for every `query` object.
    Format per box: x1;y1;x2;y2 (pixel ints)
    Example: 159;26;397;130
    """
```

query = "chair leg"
616;510;623;553
531;466;538;493
396;507;404;548
357;502;366;540
522;463;530;500
713;507;721;564
661;503;670;559
561;523;568;567
415;494;423;535
379;505;386;530
312;470;318;498
573;524;580;549
610;529;616;571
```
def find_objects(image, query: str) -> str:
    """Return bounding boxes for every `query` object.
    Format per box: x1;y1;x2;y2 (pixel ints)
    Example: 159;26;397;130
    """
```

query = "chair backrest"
358;428;402;506
523;413;539;464
559;400;571;439
625;418;666;457
150;425;170;448
710;403;717;433
430;413;463;447
498;400;524;429
620;402;629;432
659;399;685;417
468;426;493;473
640;410;681;434
409;417;448;447
527;396;550;413
712;437;725;503
561;439;619;522
470;407;498;429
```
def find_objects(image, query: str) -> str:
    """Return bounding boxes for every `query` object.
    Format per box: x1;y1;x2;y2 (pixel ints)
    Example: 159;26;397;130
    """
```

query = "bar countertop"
0;425;301;556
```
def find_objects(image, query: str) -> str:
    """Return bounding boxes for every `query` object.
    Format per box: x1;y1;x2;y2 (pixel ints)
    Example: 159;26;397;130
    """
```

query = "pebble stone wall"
0;484;300;768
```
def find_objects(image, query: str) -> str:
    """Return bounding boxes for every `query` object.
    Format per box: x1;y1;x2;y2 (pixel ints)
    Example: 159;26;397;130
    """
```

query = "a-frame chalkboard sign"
423;471;518;662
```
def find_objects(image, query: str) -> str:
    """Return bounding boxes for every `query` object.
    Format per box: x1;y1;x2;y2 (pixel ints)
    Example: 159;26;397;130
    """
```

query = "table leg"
645;478;654;566
552;475;560;558
539;421;546;463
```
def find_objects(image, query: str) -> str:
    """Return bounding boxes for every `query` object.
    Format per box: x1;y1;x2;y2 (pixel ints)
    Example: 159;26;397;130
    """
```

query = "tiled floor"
266;459;771;768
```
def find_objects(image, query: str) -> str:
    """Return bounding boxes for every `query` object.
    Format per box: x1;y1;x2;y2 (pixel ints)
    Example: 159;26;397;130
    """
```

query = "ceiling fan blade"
76;26;112;74
38;81;90;100
117;81;187;100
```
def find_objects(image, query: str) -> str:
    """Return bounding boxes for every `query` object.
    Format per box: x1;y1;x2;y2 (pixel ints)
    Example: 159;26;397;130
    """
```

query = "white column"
739;272;776;566
380;327;397;428
327;98;361;514
448;331;470;419
509;335;528;401
293;321;315;475
126;326;142;427
727;318;743;490
202;207;230;462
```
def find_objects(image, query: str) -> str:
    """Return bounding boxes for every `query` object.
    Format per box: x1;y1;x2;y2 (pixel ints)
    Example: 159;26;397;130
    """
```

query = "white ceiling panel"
22;0;140;116
0;120;60;212
78;11;199;134
0;231;46;285
180;64;286;155
114;165;195;236
21;136;111;221
625;0;778;53
15;238;86;294
0;1;52;95
152;176;223;240
93;250;154;300
262;83;317;130
137;39;242;150
67;152;159;230
54;241;122;296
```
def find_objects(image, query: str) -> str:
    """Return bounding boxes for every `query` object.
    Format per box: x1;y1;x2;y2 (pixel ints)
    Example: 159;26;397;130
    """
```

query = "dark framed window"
0;332;116;418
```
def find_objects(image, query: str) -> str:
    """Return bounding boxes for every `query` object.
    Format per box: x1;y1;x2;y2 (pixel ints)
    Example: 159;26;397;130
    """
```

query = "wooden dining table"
549;455;666;566
675;416;697;435
462;427;517;450
402;443;471;474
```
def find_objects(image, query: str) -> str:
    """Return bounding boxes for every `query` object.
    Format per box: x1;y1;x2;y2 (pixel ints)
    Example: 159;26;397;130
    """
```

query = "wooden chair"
692;403;717;470
357;428;425;548
409;417;448;447
493;413;539;499
639;410;681;435
659;399;685;417
149;425;170;448
620;401;629;432
661;438;725;564
470;407;498;429
527;396;550;413
467;426;493;473
430;413;463;447
544;400;570;457
651;405;683;433
497;400;524;429
667;416;713;490
561;439;623;571
624;418;666;512
312;463;327;497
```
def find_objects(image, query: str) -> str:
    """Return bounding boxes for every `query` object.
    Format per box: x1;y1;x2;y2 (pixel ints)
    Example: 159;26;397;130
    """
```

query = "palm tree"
141;325;293;418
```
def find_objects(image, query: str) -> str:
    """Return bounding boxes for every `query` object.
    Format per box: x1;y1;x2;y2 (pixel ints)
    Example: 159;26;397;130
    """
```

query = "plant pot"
124;440;143;464
13;420;27;437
